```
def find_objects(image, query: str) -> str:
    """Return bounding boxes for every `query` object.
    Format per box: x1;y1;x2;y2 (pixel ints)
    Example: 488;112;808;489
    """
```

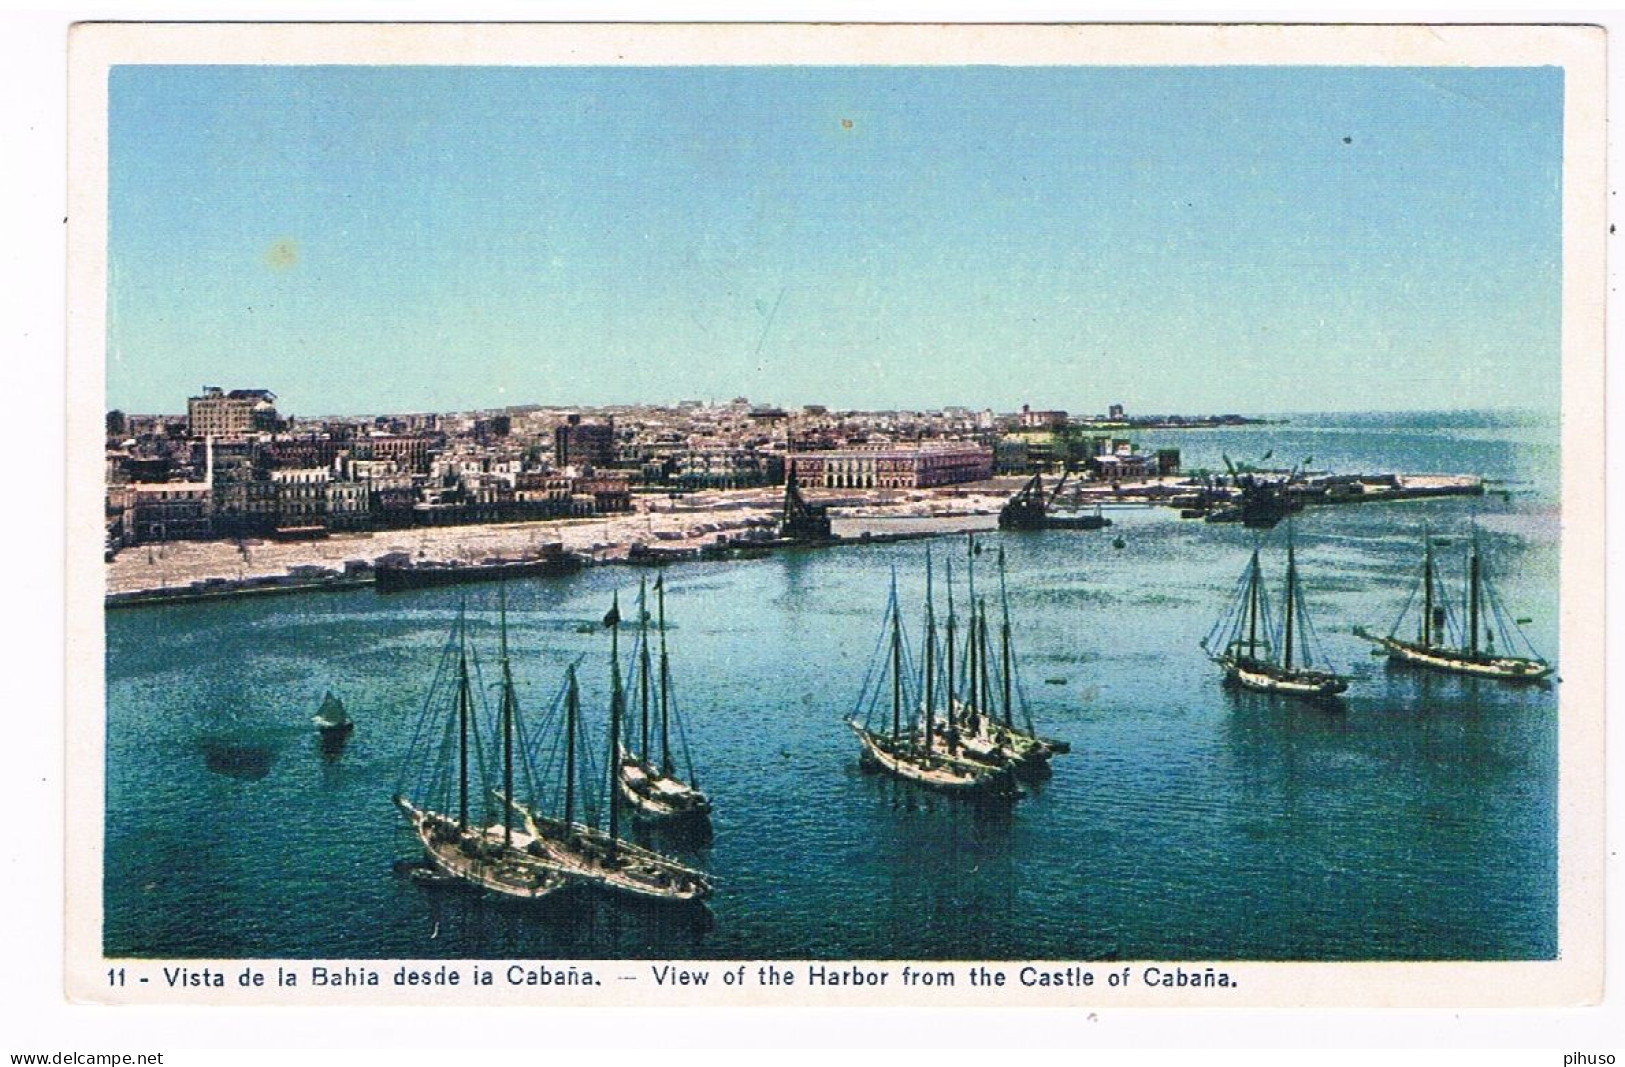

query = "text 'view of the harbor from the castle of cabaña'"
100;63;1563;969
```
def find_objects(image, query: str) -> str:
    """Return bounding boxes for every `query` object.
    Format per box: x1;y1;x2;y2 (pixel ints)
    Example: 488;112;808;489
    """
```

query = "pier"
102;472;1486;608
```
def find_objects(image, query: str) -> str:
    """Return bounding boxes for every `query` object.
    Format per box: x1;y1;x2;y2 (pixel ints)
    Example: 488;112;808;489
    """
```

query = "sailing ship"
846;568;1019;799
935;541;1069;776
393;601;571;901
507;591;713;905
1355;529;1552;682
1201;534;1350;702
312;690;354;742
615;577;712;823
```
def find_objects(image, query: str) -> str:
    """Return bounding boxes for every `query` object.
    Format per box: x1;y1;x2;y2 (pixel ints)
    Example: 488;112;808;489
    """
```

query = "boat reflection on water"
198;738;274;781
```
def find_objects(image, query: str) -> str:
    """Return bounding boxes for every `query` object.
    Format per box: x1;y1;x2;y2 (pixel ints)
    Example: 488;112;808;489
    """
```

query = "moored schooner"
615;577;712;824
393;599;570;902
938;540;1069;775
846;567;1019;799
1202;532;1350;703
510;591;713;905
1355;528;1552;682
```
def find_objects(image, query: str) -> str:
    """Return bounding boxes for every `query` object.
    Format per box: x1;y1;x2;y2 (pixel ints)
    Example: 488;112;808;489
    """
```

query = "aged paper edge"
63;21;1608;1009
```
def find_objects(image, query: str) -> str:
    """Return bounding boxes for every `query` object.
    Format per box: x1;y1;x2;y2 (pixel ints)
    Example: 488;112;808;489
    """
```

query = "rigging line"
395;623;459;798
667;687;702;788
852;594;895;724
1388;579;1420;642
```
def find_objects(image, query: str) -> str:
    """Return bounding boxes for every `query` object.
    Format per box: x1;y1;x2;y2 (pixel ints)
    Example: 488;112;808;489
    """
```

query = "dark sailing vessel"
312;690;354;748
938;542;1069;775
1202;535;1350;703
846;568;1019;799
393;601;571;901
507;592;713;904
1355;529;1552;682
615;577;712;824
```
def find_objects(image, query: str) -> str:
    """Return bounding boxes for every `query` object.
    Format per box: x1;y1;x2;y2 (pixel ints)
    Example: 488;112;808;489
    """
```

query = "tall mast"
1282;536;1297;671
563;664;579;829
456;601;470;832
637;577;652;761
944;558;958;750
998;546;1013;728
1421;532;1435;649
923;550;936;752
606;591;623;851
963;601;978;725
657;576;673;776
1246;548;1261;658
964;534;978;725
978;600;993;727
499;585;514;848
889;570;902;742
1468;531;1481;656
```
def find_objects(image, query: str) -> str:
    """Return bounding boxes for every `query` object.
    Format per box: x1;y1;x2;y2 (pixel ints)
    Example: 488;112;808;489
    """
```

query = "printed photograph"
85;29;1596;987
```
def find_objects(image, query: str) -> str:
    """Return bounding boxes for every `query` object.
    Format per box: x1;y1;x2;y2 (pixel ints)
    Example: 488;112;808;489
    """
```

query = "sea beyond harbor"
104;410;1559;962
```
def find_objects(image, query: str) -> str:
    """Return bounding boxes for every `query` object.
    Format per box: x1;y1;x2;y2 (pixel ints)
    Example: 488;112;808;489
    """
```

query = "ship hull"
847;720;1017;797
1219;657;1349;702
615;750;712;822
510;804;713;905
396;799;570;901
1367;635;1552;682
375;554;583;593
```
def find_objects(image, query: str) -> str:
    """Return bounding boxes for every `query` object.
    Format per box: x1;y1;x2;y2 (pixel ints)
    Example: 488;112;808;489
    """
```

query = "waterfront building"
324;481;372;530
271;468;330;528
127;481;213;543
575;476;633;514
788;443;993;490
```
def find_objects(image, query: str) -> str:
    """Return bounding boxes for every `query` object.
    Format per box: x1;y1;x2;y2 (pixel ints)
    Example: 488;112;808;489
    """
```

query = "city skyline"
108;65;1563;416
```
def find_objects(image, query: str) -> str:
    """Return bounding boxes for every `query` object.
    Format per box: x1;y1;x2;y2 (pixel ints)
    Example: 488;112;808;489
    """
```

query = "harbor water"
104;411;1560;961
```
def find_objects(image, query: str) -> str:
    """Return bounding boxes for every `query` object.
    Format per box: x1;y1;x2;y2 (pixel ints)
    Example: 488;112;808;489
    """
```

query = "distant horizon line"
107;397;1561;421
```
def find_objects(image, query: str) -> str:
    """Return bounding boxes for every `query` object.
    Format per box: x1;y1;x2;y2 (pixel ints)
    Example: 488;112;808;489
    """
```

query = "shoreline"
102;473;1484;606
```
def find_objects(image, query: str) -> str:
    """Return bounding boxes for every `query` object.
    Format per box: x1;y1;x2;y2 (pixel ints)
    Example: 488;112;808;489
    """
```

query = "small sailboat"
1202;533;1350;703
846;569;1019;799
615;577;712;823
1355;528;1552;682
393;601;571;902
510;592;713;905
312;690;354;744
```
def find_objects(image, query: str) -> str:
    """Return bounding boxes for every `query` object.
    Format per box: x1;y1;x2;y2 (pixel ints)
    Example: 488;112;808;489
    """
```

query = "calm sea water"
104;411;1560;961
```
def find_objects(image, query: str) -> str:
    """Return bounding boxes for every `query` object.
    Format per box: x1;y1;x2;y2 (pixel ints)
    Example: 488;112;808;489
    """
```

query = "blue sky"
108;65;1563;416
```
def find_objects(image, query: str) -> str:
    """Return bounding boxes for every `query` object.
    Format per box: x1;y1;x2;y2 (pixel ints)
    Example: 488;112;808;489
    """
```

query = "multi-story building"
127;482;213;542
324;481;372;530
555;414;616;470
788;444;992;490
575;476;632;514
271;468;330;529
186;387;280;438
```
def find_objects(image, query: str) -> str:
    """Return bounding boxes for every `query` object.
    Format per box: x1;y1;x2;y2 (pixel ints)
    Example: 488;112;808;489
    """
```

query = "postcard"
65;22;1606;1009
